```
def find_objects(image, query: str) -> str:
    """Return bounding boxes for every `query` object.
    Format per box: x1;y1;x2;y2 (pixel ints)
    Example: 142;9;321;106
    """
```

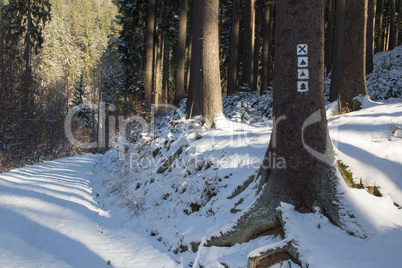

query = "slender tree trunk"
338;0;369;112
144;0;155;104
397;0;401;45
162;37;170;104
227;0;240;95
330;0;346;102
261;3;273;94
377;0;384;52
242;0;255;90
252;0;263;92
175;0;187;105
186;0;203;118
366;0;376;74
207;1;341;256
389;0;396;50
325;0;335;74
154;3;164;107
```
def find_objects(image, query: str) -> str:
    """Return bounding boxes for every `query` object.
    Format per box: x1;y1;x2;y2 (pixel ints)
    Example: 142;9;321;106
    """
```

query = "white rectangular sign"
297;44;308;55
297;81;308;92
298;69;309;79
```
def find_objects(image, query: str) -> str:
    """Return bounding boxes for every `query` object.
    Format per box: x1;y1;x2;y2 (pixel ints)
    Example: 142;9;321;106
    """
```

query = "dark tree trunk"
377;0;384;52
330;0;346;102
175;0;187;105
252;0;263;92
338;0;369;112
366;0;376;74
389;0;396;50
227;0;241;95
242;0;255;90
186;0;203;118
206;0;342;254
325;0;335;74
261;3;274;94
144;0;155;104
162;37;170;104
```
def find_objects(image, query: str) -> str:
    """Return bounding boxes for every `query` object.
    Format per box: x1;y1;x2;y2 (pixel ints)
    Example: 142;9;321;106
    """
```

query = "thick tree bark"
389;0;396;50
174;0;187;105
366;0;376;74
242;0;255;90
338;0;369;112
325;0;335;74
227;0;241;95
144;0;155;104
206;0;341;250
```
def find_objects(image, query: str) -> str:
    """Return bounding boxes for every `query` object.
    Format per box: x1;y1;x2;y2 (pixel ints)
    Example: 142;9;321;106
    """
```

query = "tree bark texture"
200;0;222;126
389;0;396;50
242;0;255;89
329;0;346;102
377;0;384;52
175;0;187;105
207;0;341;248
144;0;155;104
338;0;369;112
366;0;376;74
261;3;274;94
252;0;263;92
325;0;335;74
227;0;241;95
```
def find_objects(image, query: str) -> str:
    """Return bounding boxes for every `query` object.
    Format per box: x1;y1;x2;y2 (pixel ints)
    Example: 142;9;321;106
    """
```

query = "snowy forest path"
0;155;178;268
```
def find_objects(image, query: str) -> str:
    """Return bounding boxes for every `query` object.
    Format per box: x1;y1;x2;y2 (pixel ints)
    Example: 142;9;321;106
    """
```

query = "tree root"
248;241;301;268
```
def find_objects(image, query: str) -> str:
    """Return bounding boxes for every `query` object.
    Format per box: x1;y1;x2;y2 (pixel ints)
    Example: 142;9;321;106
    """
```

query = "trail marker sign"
297;81;308;92
297;44;308;55
298;69;309;79
298;57;308;67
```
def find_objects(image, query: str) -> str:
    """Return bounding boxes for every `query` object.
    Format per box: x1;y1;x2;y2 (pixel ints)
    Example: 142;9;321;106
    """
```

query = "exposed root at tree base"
248;241;302;268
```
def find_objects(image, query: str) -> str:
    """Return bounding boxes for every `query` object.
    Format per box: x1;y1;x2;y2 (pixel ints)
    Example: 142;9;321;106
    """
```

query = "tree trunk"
242;0;255;90
389;0;396;50
227;0;241;95
185;0;203;118
206;0;341;250
144;0;155;104
338;0;369;112
252;0;263;92
261;3;274;94
377;0;384;52
162;37;170;104
366;0;376;74
325;0;335;74
175;0;187;105
154;3;164;107
200;0;222;126
329;0;346;102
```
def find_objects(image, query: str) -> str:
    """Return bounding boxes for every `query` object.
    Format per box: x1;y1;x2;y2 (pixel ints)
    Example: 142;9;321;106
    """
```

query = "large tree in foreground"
206;0;342;264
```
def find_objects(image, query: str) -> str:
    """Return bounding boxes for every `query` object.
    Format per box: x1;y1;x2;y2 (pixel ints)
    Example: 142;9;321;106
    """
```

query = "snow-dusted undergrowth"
95;46;402;267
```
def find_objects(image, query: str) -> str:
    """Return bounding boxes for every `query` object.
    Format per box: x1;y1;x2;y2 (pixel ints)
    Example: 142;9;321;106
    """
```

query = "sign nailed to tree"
297;44;309;92
297;44;308;55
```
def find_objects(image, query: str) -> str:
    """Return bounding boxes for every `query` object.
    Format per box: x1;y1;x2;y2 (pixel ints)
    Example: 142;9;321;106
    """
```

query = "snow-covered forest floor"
0;47;401;267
